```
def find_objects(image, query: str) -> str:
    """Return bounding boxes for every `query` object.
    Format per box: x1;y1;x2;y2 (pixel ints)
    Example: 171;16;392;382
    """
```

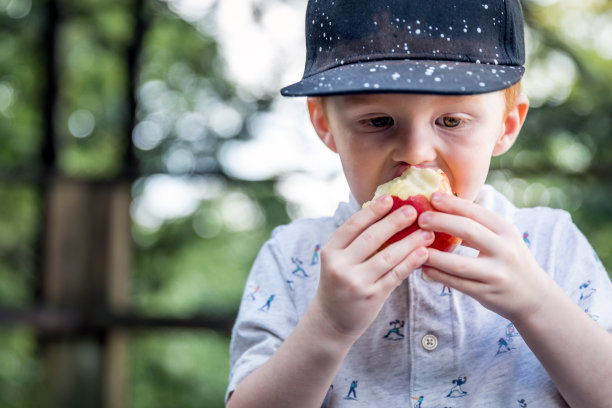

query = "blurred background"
1;0;611;407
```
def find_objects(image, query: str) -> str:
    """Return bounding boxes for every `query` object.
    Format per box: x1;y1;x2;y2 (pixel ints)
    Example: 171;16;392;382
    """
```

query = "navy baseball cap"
281;0;525;96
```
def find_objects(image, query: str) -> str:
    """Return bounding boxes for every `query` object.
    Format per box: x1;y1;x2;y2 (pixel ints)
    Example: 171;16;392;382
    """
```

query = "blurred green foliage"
129;330;229;408
0;329;43;408
0;0;611;407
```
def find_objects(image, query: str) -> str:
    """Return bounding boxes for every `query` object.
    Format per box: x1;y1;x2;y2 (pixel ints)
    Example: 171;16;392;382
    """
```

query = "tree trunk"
41;178;132;408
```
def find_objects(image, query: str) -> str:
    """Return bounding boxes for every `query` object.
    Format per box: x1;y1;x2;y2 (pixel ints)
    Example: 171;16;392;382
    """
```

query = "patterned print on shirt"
495;322;520;356
258;294;275;312
440;284;452;296
344;380;358;400
446;376;468;398
495;337;514;356
311;244;321;265
578;280;596;301
291;257;309;278
286;279;295;291
518;398;528;407
506;322;520;340
412;395;424;408
577;280;599;320
522;231;530;248
383;319;405;341
584;307;600;321
244;284;259;301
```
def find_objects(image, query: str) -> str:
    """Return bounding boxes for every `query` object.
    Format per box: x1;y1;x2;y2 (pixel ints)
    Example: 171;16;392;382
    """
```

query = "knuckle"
495;273;511;288
322;256;342;279
343;216;364;236
453;260;469;276
389;267;404;287
391;259;415;286
462;228;479;247
466;207;478;221
379;249;396;269
362;285;377;300
360;230;377;246
343;278;359;293
464;201;481;220
347;278;371;298
501;249;521;268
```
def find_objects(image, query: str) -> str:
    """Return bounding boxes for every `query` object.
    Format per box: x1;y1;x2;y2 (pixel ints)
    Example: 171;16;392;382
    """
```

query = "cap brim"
281;59;524;97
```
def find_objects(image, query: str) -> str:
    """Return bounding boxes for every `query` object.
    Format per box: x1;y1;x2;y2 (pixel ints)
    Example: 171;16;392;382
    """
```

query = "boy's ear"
493;94;529;157
307;97;338;153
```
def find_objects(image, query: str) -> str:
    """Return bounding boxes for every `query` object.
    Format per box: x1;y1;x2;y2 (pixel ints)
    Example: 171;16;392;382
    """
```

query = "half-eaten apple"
363;166;461;252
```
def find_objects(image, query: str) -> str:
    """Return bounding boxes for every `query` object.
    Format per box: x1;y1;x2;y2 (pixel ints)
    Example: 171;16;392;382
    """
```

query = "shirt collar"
333;192;361;227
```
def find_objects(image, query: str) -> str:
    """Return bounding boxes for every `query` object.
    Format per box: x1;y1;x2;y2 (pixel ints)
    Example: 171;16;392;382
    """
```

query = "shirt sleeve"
226;228;300;401
548;211;612;332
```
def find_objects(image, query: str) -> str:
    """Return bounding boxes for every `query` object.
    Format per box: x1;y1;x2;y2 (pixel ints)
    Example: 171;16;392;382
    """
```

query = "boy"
226;1;612;407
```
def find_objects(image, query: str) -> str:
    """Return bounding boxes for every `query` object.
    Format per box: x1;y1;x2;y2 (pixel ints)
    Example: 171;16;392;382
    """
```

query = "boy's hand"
418;192;553;322
311;195;434;342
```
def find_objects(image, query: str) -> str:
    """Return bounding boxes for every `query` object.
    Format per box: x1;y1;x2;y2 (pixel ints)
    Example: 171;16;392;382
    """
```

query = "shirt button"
421;333;438;351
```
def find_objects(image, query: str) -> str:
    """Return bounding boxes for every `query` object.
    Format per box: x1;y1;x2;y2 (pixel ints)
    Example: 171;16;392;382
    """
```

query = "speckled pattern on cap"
281;0;525;96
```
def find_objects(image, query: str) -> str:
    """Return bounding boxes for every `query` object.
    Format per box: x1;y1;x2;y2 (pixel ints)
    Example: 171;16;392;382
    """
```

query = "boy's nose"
393;126;437;166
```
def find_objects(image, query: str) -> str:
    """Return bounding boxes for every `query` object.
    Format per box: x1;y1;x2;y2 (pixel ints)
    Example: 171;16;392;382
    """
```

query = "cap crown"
304;0;525;79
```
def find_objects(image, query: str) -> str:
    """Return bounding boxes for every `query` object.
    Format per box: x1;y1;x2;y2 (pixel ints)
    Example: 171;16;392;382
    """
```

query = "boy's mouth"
390;164;454;193
393;163;410;179
393;163;434;179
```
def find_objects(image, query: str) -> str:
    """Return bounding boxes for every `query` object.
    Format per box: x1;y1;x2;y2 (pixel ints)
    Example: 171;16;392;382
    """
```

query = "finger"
426;247;490;282
430;192;509;236
421;265;483;297
365;229;435;281
345;204;418;264
327;195;393;250
419;210;500;255
375;245;429;291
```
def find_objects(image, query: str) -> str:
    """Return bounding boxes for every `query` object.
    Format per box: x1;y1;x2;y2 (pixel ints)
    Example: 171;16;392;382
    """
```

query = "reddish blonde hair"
503;80;522;118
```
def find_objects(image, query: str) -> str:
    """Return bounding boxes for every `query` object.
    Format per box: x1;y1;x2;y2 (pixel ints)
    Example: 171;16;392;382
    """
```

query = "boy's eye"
438;116;462;128
368;116;394;128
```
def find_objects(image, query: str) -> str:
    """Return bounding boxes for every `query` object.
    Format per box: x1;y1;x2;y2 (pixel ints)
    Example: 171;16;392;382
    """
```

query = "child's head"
282;0;529;204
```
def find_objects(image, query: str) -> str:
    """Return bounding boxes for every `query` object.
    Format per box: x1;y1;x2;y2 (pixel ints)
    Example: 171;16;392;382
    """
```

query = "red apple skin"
381;194;461;252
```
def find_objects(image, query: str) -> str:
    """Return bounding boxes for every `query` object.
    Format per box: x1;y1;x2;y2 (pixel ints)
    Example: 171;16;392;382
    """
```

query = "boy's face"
308;91;528;205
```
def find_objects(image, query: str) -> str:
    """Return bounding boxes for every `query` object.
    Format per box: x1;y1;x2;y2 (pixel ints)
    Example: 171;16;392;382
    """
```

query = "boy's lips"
393;163;412;179
392;164;434;179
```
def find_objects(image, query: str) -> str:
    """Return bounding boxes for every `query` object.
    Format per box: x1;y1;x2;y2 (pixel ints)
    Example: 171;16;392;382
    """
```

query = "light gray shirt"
227;185;612;407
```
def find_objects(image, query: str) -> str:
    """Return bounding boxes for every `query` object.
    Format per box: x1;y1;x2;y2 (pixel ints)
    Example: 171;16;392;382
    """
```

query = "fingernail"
378;195;391;206
431;192;443;205
416;247;428;257
401;206;415;217
419;212;430;224
421;230;434;240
